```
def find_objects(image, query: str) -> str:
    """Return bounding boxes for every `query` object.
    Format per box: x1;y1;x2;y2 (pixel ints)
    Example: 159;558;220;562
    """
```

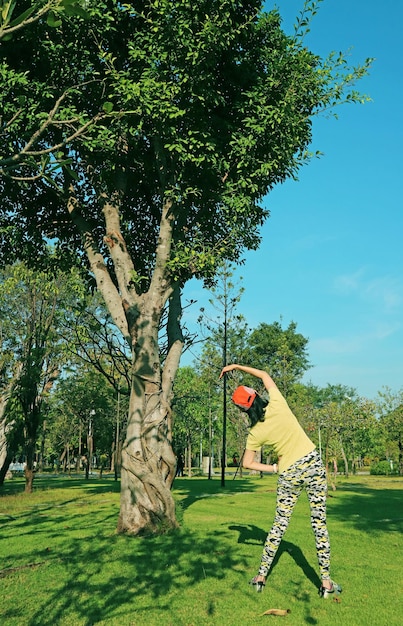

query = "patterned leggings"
259;449;331;581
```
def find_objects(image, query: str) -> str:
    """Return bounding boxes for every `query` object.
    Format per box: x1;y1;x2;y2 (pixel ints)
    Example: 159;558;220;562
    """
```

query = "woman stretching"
219;363;342;599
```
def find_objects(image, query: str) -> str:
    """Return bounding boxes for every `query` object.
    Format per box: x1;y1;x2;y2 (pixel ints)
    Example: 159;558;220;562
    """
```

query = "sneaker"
318;581;342;599
249;576;266;592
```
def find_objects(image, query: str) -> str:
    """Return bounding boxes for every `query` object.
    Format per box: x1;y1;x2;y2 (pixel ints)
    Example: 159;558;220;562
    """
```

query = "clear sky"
182;0;403;401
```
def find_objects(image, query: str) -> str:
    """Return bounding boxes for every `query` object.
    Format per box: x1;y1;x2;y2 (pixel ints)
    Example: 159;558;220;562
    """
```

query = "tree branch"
66;184;131;342
0;0;80;41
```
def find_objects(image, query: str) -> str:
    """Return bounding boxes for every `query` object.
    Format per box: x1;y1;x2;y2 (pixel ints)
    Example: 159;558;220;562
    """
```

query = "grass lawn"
1;473;402;626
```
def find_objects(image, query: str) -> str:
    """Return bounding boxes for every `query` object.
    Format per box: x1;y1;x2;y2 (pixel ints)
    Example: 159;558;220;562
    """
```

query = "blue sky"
182;0;403;400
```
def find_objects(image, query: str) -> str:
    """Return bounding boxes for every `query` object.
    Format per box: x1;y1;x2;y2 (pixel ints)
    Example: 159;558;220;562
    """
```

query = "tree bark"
24;403;41;493
0;366;21;485
0;400;13;485
117;310;178;534
0;409;10;484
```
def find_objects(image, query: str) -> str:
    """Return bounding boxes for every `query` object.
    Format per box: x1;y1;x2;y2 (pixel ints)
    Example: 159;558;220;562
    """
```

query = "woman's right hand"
219;364;238;379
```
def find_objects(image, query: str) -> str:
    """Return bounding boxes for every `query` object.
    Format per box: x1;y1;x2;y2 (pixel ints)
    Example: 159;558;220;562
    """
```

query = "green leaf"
46;11;62;28
8;4;36;29
1;0;16;24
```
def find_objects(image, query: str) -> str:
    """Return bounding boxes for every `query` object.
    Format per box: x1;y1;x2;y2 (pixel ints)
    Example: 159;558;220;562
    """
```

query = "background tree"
62;291;132;395
1;0;372;533
248;320;311;395
171;366;212;476
378;387;403;475
46;365;125;475
0;261;84;491
298;385;379;484
197;262;248;482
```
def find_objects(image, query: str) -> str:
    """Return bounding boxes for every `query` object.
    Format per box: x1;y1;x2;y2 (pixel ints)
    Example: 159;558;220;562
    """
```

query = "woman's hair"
246;394;268;427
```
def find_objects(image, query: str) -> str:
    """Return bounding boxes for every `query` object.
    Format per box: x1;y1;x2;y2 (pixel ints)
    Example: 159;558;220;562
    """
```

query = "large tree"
0;1;372;533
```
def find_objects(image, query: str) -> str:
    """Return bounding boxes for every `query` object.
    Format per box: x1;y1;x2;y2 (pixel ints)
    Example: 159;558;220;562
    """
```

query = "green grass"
1;474;402;626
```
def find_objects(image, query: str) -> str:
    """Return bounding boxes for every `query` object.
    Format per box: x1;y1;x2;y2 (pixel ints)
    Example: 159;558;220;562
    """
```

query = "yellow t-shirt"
245;386;315;472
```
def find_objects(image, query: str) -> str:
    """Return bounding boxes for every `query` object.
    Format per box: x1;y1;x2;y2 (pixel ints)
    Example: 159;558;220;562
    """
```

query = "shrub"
370;460;397;475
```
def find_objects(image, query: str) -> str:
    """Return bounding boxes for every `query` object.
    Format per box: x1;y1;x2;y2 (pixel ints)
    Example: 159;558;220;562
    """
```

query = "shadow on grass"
0;474;122;497
3;512;248;626
0;476;261;625
172;476;263;513
228;523;321;589
3;476;401;624
327;479;403;533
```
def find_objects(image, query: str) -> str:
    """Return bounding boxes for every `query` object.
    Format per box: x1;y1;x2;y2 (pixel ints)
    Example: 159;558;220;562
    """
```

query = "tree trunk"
74;190;183;534
0;413;10;485
340;438;349;477
0;371;20;485
24;435;35;493
24;402;41;493
0;408;13;485
187;440;192;478
0;451;12;485
116;295;181;535
117;378;178;534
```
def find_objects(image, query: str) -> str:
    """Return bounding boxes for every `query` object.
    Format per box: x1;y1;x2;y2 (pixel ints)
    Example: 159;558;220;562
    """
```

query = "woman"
219;363;341;599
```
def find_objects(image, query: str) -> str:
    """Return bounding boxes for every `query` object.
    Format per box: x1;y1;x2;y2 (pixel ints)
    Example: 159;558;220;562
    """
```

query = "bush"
370;460;397;475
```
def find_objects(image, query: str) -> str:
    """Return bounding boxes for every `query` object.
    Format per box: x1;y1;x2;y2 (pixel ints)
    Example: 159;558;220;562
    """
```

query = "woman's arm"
219;363;278;392
242;449;278;473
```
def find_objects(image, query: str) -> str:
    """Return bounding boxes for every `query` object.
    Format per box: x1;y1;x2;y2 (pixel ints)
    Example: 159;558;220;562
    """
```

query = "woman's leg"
305;456;331;582
258;470;303;577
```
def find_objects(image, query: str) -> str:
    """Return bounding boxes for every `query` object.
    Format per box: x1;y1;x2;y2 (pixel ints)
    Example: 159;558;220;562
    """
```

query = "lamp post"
221;305;227;487
88;409;95;475
208;412;217;480
199;429;203;471
208;409;212;480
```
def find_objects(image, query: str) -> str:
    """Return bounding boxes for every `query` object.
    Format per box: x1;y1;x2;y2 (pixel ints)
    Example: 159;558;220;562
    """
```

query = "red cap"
232;385;257;409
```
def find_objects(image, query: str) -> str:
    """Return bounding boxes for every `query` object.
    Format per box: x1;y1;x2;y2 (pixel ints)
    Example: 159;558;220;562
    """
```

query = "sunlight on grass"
1;475;402;625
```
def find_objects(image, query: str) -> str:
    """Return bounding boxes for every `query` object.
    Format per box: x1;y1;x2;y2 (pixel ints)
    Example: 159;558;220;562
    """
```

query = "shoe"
249;576;265;592
318;581;342;599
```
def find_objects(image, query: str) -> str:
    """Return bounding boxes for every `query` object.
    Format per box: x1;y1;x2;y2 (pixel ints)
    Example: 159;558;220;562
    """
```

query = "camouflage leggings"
258;449;331;581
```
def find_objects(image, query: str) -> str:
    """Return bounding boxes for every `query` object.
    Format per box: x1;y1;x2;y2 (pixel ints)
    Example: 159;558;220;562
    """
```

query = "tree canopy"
1;0;372;277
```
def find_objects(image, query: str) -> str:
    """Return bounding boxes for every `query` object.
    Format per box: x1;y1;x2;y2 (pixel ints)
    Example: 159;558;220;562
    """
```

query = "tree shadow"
0;477;267;625
327;480;403;533
8;521;248;626
0;474;121;497
172;477;261;513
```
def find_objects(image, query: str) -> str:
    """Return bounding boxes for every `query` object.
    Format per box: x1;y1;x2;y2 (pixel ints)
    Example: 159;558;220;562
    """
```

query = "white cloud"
333;267;367;295
333;269;403;313
310;322;401;356
363;276;403;312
